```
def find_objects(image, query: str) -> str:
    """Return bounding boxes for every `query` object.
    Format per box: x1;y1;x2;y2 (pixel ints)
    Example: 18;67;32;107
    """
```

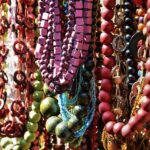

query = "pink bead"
143;84;150;96
121;125;131;137
105;121;115;133
101;20;114;33
147;0;150;8
140;96;150;111
98;90;111;102
101;79;113;92
98;102;111;114
144;72;150;84
100;32;113;44
145;59;150;70
113;122;125;134
146;21;150;33
128;116;139;129
137;108;148;121
102;111;115;123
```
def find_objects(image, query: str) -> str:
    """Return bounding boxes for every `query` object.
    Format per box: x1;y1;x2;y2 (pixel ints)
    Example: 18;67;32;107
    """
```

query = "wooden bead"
103;0;116;9
101;8;114;21
138;23;145;31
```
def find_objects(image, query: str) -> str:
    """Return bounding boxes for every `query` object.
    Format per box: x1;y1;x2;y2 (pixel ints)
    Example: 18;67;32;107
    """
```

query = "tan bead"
138;23;145;31
113;76;122;84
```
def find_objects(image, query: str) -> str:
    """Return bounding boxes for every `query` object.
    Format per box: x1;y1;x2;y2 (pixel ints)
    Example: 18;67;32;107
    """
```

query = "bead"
128;74;136;82
100;32;113;44
101;8;114;21
105;121;115;133
98;102;111;114
140;96;150;111
143;84;150;96
124;26;133;33
124;2;132;8
126;58;134;66
100;67;112;79
101;44;114;56
121;125;132;137
128;67;135;74
145;59;150;70
103;56;115;68
103;0;116;9
101;20;114;33
113;122;125;134
125;49;131;57
144;72;150;84
102;111;115;123
125;34;132;41
98;90;111;102
125;17;132;24
146;21;150;33
101;79;113;92
124;9;131;16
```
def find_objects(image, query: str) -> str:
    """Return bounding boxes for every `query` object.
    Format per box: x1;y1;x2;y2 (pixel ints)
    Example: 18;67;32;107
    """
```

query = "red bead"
140;96;150;111
101;21;114;33
100;32;113;44
103;0;116;9
98;90;111;102
144;72;150;84
146;21;150;33
101;79;113;92
101;8;114;21
101;44;114;56
103;56;115;68
146;9;150;21
98;102;111;114
128;116;139;129
100;67;112;79
102;111;115;123
133;0;142;6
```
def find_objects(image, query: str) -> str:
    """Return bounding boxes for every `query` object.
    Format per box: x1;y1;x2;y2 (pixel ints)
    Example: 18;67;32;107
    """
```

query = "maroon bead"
100;32;113;44
105;121;115;133
101;8;114;21
101;79;113;92
103;0;116;9
98;102;111;114
101;20;114;33
98;90;111;102
113;122;124;134
143;84;150;97
103;56;115;68
102;111;115;123
100;67;112;79
101;44;114;56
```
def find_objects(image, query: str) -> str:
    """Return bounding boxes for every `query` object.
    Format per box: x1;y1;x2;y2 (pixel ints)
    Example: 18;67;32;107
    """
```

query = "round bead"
140;96;150;111
103;0;116;9
126;58;134;66
113;122;125;134
100;32;113;44
146;21;150;33
101;79;113;92
98;102;111;114
143;84;150;96
101;44;114;56
102;111;115;123
100;67;112;79
105;121;115;133
103;56;115;68
121;125;132;137
125;17;132;25
101;8;114;21
145;59;150;70
128;116;139;128
101;20;114;33
125;49;131;57
98;90;111;102
128;67;135;74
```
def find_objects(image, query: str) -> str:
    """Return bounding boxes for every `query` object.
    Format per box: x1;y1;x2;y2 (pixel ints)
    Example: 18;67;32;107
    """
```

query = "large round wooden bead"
98;90;111;102
101;79;112;92
113;122;124;134
143;84;150;96
137;108;148;120
103;56;115;69
101;8;114;21
101;21;114;33
147;0;150;8
98;102;111;114
146;8;150;21
100;32;113;44
102;111;115;123
101;44;114;56
103;0;116;9
128;116;139;129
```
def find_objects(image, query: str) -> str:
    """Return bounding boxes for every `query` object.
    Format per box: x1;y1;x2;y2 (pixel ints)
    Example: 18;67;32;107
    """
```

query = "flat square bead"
40;28;48;36
75;1;83;9
85;18;92;24
68;65;77;74
75;42;83;50
71;58;80;66
54;8;60;15
53;41;62;46
85;35;91;42
72;50;81;58
76;34;84;41
55;55;61;61
81;51;88;57
84;2;92;9
55;25;61;32
38;36;46;45
76;18;84;25
76;26;84;33
54;16;60;23
65;73;74;81
83;43;89;50
45;4;50;12
84;26;91;33
84;11;92;18
54;47;61;54
54;33;61;40
75;10;83;17
40;20;49;28
42;12;49;20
